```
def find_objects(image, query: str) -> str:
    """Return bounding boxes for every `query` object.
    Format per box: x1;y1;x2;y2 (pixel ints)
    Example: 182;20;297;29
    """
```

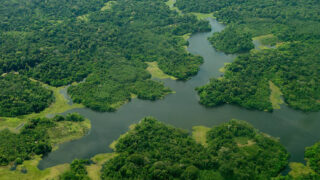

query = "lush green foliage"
68;60;172;112
276;142;320;180
0;73;53;117
175;0;243;14
197;41;320;111
208;25;254;54
176;0;320;39
206;120;289;179
60;159;91;180
0;0;213;112
176;0;320;112
131;80;171;101
101;117;289;180
53;113;85;122
101;117;210;179
0;0;209;84
0;118;53;166
305;142;320;174
0;113;86;166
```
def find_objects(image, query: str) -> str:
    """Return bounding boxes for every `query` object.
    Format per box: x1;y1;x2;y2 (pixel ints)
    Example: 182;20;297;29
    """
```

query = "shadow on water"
39;18;320;170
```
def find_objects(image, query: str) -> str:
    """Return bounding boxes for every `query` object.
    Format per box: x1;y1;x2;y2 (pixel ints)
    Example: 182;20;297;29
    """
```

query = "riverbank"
0;118;91;179
0;83;84;133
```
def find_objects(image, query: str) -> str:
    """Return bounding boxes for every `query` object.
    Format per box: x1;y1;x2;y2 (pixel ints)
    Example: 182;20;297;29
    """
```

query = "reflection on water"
39;18;320;169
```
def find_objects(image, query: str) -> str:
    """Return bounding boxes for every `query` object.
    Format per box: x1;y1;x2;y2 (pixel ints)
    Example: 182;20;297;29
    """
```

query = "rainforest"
1;0;320;179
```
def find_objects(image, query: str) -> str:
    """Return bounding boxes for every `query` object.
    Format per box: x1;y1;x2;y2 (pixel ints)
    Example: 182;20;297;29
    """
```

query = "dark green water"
39;18;320;169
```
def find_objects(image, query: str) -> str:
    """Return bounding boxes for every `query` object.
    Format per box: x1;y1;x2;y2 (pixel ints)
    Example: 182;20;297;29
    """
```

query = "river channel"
39;18;320;170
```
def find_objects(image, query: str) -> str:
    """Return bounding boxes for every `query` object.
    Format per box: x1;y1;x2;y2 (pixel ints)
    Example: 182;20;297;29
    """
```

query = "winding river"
39;18;320;170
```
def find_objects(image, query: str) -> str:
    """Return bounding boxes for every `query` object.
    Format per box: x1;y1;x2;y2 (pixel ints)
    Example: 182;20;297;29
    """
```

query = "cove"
39;18;320;169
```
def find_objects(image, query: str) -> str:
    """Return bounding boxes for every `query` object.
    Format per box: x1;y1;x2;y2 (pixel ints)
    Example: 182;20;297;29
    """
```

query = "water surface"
39;18;320;169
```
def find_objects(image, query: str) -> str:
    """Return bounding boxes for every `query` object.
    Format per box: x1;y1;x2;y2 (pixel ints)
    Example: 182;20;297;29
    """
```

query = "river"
39;18;320;170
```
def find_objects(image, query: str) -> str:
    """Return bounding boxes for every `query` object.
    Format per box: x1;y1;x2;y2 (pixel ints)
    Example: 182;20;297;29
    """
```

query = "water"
39;18;320;170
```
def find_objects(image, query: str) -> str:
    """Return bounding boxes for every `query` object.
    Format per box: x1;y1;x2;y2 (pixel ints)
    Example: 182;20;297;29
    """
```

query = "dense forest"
60;159;91;180
0;113;85;166
208;25;254;54
305;142;320;175
0;0;210;112
101;117;289;180
68;59;171;111
0;73;53;117
175;0;320;111
197;41;320;111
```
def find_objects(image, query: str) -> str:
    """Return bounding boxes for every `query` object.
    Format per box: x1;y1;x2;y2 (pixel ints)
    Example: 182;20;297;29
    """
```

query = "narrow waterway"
39;18;320;170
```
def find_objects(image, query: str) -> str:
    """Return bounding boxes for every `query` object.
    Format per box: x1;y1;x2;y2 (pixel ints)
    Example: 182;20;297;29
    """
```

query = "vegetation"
0;156;69;180
192;126;210;147
276;142;320;180
305;142;320;174
208;25;254;54
277;162;320;180
101;117;289;180
197;41;320;112
0;73;53;117
48;117;90;151
0;153;115;180
146;62;177;80
269;81;284;110
175;0;320;112
0;113;88;166
60;159;91;180
86;153;117;180
253;34;279;47
68;60;172;111
0;83;84;134
206;120;289;179
0;0;213;112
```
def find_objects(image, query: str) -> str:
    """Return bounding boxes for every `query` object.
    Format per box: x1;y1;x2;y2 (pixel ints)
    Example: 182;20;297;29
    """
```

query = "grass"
86;153;117;180
252;34;278;46
269;81;284;109
235;137;256;147
288;162;317;178
0;84;84;132
0;152;115;180
165;0;182;15
48;119;91;151
77;14;89;22
191;12;214;20
165;0;214;20
101;1;116;11
192;126;210;147
110;100;129;110
219;63;231;73
0;156;69;180
146;62;177;80
181;33;191;41
0;118;91;179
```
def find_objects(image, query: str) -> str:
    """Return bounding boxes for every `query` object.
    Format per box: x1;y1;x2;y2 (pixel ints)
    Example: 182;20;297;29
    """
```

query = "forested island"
174;0;320;112
57;118;320;180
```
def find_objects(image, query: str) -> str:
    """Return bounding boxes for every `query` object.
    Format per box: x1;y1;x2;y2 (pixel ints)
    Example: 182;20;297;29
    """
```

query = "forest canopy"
208;25;254;54
0;0;212;113
174;0;320;111
0;113;86;166
101;117;289;180
0;73;53;117
196;41;320;112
